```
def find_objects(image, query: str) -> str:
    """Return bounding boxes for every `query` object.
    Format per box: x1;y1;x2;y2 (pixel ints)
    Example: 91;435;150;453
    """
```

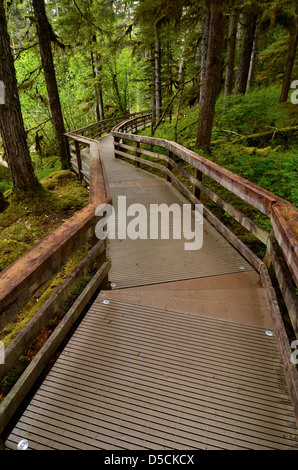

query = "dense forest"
0;0;297;270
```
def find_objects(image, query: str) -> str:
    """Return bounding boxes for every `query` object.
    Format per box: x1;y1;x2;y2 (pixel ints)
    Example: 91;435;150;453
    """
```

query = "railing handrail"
0;129;112;324
111;112;298;427
71;110;152;136
112;115;298;288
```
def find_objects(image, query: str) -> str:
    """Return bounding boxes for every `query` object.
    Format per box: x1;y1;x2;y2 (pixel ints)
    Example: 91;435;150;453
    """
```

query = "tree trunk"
0;0;40;191
97;72;105;121
196;7;225;151
247;28;258;89
200;10;210;106
280;20;298;103
91;35;105;121
234;12;257;95
90;50;100;122
224;12;238;97
151;45;156;123
32;0;70;169
155;25;162;120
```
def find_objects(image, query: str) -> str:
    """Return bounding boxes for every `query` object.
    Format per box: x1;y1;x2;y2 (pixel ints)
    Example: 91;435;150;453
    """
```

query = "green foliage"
144;85;298;207
214;85;292;135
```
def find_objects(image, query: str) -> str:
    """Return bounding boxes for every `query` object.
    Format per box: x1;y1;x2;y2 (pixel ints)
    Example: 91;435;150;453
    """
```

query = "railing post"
74;140;83;181
167;150;173;183
135;141;140;168
193;168;203;201
263;233;275;278
114;136;119;158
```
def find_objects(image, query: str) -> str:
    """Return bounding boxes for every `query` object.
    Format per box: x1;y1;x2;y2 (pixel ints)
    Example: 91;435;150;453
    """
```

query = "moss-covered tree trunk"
0;0;40;191
154;24;162;121
224;11;238;97
280;17;298;103
234;12;258;95
196;6;225;151
200;9;210;106
32;0;70;169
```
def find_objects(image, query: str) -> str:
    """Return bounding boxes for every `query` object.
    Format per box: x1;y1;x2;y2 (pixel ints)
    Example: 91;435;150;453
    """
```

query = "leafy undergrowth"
0;170;89;272
148;86;298;207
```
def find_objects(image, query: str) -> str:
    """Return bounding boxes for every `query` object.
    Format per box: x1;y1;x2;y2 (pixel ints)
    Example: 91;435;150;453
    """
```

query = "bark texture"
234;12;257;95
32;0;70;169
0;0;40;190
200;10;210;105
196;7;225;151
280;17;298;103
224;12;238;97
154;25;162;121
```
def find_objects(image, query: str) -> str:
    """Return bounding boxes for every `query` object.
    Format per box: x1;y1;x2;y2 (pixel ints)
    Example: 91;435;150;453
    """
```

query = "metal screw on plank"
239;266;245;270
17;439;29;450
103;299;110;305
265;330;274;337
110;283;116;288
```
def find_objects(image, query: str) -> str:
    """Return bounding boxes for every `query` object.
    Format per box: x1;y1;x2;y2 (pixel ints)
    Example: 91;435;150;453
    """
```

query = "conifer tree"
0;0;40;191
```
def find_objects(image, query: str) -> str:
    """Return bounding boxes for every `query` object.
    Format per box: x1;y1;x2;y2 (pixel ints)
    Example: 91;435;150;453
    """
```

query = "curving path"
5;134;298;450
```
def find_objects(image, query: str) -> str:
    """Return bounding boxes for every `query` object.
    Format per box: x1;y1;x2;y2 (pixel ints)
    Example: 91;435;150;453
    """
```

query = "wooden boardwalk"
5;135;298;450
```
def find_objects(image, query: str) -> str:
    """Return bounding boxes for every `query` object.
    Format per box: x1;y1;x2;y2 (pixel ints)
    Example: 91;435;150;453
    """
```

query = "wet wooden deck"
5;135;298;450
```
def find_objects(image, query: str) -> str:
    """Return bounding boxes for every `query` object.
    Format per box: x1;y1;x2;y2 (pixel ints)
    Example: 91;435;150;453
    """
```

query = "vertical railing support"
167;150;173;183
135;141;140;168
114;136;119;158
193;168;203;200
74;140;83;181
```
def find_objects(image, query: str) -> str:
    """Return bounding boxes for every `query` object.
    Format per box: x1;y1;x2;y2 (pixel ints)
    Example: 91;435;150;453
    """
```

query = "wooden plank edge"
0;259;111;437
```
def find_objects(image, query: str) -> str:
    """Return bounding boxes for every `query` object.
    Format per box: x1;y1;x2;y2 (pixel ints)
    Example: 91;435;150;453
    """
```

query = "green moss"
0;242;92;346
41;169;75;190
0;169;89;272
0;356;29;399
0;241;96;401
0;239;31;270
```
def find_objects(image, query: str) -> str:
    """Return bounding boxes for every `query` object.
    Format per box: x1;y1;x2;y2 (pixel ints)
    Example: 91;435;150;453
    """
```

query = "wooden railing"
0;122;112;444
0;110;297;443
65;112;152;183
111;113;298;425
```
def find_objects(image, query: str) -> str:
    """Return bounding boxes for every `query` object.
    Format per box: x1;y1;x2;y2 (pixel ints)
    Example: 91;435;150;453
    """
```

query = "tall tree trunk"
154;25;162;120
280;19;298;102
90;50;100;122
247;28;258;89
91;35;105;121
196;7;225;151
200;10;210;105
32;0;70;169
97;67;105;121
166;38;173;122
234;12;257;95
224;12;238;97
0;0;40;191
150;45;156;123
